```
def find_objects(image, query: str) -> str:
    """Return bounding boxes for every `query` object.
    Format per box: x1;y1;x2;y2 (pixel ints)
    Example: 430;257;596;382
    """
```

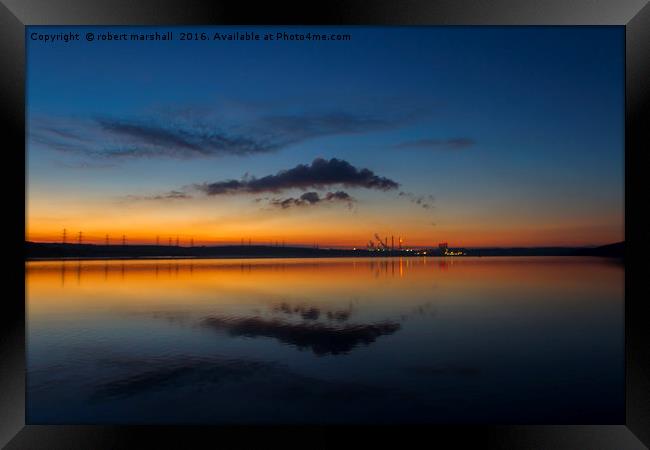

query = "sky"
26;26;624;248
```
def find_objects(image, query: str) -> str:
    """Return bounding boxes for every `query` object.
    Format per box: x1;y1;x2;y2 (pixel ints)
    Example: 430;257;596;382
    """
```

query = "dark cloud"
197;158;399;196
324;191;353;201
398;192;435;210
52;160;117;170
269;190;355;209
395;137;475;150
201;315;400;356
299;192;321;204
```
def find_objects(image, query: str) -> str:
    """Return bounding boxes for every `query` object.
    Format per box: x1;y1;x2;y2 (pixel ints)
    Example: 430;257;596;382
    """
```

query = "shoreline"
25;241;624;261
25;254;623;263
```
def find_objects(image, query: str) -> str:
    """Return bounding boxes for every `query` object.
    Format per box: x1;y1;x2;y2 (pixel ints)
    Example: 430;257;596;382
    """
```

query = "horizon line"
25;239;623;250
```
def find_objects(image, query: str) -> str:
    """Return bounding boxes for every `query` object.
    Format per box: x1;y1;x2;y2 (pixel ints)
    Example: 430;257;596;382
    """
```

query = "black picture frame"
2;1;648;448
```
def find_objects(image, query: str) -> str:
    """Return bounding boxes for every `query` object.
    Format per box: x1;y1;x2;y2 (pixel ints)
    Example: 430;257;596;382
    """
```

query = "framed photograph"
2;0;649;448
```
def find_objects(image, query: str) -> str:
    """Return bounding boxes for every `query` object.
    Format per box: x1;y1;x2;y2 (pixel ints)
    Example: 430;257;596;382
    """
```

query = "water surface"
26;256;624;424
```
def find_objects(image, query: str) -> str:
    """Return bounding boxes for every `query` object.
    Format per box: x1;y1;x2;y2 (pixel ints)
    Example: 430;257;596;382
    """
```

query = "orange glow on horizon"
26;190;623;248
25;223;624;249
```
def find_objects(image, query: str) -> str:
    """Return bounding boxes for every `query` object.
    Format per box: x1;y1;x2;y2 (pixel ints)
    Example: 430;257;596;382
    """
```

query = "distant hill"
24;242;363;260
464;242;624;258
579;241;624;257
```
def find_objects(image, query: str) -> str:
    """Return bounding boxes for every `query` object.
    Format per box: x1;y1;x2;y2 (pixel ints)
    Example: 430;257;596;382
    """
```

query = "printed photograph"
25;26;624;424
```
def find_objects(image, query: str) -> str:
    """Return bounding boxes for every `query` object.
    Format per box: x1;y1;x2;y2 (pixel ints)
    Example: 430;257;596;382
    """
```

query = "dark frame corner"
2;0;649;448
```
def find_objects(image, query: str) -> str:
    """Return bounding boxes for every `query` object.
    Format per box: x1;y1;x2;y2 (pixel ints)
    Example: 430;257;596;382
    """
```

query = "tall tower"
105;234;109;246
122;235;126;246
62;228;67;244
77;231;83;245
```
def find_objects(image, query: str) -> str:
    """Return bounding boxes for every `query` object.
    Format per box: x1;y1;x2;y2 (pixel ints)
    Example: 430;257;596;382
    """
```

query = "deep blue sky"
26;26;624;247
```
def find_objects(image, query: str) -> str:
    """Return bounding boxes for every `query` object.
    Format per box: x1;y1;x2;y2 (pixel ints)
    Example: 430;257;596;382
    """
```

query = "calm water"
26;256;624;424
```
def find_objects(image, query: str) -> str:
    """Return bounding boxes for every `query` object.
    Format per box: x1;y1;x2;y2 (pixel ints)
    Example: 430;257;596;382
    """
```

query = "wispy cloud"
398;192;435;210
30;116;280;160
196;158;399;195
120;190;193;202
51;160;117;170
255;112;392;142
30;107;421;161
395;137;475;150
95;117;279;158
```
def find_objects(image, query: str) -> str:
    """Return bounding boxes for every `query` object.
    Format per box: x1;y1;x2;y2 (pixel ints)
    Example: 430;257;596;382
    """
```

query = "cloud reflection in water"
201;315;400;355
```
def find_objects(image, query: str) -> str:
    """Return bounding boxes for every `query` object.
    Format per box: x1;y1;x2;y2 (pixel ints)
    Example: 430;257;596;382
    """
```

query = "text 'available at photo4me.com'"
30;29;353;44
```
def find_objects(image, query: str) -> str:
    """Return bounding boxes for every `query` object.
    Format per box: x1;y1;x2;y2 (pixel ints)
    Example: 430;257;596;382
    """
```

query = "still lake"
26;256;623;424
